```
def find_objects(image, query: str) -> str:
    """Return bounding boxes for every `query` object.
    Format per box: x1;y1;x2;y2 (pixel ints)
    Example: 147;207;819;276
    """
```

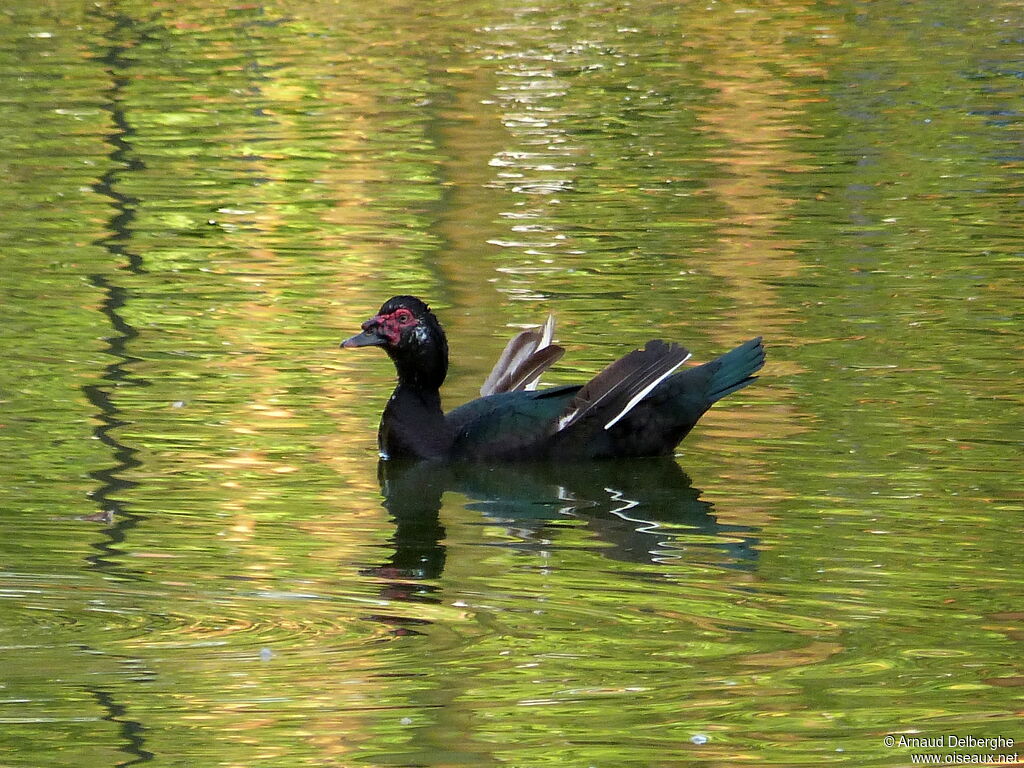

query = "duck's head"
341;295;448;389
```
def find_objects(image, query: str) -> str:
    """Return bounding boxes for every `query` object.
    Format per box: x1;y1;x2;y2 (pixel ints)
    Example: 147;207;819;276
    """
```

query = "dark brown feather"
481;316;564;396
555;340;691;432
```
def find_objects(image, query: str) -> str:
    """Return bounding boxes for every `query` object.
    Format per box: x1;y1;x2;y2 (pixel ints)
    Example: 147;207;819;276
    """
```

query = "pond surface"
1;1;1022;766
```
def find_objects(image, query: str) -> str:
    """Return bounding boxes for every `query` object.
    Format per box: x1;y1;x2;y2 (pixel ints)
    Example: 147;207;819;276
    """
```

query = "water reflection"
2;1;1022;764
86;685;154;766
371;458;759;588
83;8;148;578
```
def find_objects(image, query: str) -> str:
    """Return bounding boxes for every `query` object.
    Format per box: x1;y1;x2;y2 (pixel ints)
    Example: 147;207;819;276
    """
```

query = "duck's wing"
553;340;691;433
480;315;565;396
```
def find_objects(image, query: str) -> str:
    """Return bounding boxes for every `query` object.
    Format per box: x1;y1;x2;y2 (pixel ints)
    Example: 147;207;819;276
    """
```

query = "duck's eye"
394;309;413;324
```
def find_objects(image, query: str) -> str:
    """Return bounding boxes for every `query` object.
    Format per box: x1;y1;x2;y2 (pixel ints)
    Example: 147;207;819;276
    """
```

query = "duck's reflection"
366;459;759;593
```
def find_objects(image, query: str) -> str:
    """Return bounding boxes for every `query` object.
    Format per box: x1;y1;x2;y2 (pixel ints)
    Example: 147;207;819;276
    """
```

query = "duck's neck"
379;338;452;460
388;325;448;392
380;384;452;460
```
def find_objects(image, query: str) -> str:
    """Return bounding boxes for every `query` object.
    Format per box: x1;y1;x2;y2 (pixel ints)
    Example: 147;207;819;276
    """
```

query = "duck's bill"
340;329;385;348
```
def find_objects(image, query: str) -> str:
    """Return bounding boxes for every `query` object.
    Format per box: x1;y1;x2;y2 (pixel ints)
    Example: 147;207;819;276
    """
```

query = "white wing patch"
602;352;690;430
555;409;578;432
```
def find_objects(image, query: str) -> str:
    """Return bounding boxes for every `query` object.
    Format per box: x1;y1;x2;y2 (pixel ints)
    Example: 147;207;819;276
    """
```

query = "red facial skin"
366;308;417;345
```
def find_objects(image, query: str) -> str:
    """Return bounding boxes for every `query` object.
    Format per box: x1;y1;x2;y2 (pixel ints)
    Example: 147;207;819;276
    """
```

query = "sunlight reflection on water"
0;1;1021;766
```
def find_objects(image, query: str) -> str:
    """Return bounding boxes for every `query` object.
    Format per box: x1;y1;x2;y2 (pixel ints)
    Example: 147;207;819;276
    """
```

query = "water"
1;1;1021;766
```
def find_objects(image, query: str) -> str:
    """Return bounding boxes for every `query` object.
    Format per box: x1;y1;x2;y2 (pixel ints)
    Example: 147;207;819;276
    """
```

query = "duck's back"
443;336;764;462
446;385;579;461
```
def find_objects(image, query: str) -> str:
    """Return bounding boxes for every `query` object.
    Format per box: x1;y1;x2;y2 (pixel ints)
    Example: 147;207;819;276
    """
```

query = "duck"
341;295;764;462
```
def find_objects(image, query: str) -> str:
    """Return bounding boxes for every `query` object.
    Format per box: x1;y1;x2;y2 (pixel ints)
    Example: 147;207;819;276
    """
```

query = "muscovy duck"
341;296;764;461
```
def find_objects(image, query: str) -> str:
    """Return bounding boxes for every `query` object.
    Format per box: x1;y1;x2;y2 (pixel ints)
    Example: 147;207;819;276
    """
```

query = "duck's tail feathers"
704;336;765;404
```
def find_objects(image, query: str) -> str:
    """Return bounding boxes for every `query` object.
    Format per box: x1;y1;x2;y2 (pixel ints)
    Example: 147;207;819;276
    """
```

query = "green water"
1;1;1021;766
